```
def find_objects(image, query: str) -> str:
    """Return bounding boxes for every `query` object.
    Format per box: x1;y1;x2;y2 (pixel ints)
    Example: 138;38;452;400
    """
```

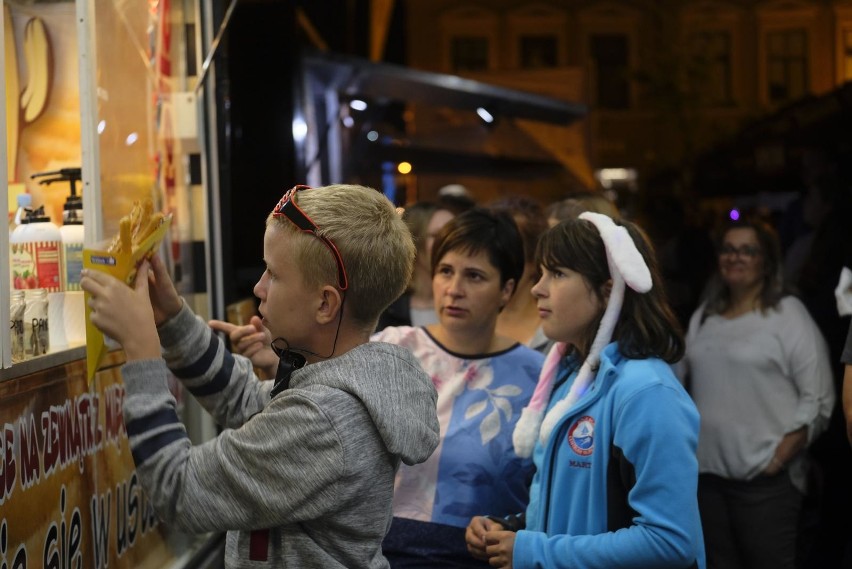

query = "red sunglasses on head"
272;185;349;291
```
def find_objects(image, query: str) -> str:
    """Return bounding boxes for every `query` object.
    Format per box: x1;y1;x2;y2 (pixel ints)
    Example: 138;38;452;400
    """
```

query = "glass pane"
590;34;628;65
788;63;807;98
768;32;784;55
769;82;787;102
694;31;731;105
710;32;728;55
590;34;630;109
708;63;730;103
768;59;786;102
520;35;557;69
768;61;785;83
451;37;489;71
764;28;809;103
787;30;805;56
93;0;156;240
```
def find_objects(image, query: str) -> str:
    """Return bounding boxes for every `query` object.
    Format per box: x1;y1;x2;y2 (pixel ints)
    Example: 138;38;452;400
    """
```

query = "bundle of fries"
84;198;171;380
106;198;166;255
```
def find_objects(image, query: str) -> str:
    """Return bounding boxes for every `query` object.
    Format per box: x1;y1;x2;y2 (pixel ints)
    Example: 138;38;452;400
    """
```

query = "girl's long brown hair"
538;218;685;363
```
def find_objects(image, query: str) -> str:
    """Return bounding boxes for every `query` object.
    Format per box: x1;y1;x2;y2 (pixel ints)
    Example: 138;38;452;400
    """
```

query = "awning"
298;50;589;185
302;50;587;124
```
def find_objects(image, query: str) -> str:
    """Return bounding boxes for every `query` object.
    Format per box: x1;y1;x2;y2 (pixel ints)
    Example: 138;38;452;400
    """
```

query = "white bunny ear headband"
513;212;652;458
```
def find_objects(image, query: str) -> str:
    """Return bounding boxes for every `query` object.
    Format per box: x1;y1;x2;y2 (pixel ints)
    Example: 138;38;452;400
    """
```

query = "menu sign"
0;355;175;568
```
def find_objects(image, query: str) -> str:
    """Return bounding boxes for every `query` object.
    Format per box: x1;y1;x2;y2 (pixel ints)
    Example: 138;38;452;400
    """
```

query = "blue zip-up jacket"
513;343;706;569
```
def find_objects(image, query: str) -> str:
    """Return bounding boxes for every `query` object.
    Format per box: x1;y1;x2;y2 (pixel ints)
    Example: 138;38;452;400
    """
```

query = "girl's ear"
600;279;613;305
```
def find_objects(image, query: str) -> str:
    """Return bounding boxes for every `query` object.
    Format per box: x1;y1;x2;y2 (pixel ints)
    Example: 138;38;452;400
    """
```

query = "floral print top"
372;326;544;528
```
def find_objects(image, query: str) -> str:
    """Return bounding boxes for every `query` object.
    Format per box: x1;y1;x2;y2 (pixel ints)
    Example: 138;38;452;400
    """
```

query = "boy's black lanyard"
270;351;306;397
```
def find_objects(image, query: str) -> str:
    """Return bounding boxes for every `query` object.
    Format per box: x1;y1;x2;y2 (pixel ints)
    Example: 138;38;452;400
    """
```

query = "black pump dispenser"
31;167;83;225
25;205;51;223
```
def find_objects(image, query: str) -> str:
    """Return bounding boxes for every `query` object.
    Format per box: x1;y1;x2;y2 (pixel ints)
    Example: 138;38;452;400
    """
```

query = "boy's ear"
317;285;344;324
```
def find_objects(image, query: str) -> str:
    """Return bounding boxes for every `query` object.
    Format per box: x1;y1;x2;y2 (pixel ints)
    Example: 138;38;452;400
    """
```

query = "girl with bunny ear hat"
513;212;653;456
466;213;707;569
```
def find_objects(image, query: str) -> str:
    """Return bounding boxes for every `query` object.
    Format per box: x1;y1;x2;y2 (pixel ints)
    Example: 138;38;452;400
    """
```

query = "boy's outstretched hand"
209;316;277;378
81;260;160;361
146;254;183;325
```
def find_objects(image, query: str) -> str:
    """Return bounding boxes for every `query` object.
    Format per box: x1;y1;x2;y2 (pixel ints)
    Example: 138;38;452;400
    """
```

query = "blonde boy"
81;184;440;568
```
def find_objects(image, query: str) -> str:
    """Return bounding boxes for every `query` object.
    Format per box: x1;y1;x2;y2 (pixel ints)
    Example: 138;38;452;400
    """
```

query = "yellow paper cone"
83;214;172;381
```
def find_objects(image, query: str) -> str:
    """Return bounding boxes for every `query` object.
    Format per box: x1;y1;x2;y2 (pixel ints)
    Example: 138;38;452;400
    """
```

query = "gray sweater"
121;304;440;568
683;296;834;493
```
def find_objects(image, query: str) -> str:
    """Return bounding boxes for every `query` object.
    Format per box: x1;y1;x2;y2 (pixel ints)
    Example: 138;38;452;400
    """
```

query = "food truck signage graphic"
0;366;174;568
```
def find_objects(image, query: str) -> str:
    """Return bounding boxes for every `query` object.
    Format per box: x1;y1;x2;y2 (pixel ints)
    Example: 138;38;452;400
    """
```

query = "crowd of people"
80;173;852;569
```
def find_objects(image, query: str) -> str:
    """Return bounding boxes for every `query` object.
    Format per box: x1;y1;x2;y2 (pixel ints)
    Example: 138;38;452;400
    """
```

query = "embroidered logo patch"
567;416;595;456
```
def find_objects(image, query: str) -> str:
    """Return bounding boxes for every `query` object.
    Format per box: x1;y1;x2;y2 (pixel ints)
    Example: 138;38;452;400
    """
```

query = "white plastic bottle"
60;195;85;291
9;206;32;291
10;205;62;292
9;290;26;362
23;288;49;357
8;194;32;290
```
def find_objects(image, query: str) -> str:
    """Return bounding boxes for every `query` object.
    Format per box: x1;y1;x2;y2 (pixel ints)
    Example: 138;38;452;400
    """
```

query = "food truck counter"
1;1;226;566
0;347;225;568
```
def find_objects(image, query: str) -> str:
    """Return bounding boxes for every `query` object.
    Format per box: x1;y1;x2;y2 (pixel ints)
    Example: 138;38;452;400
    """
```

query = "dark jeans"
699;472;803;569
383;517;490;569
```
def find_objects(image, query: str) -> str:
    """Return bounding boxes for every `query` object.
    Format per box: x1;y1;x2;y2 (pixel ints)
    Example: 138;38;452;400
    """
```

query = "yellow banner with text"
0;354;177;568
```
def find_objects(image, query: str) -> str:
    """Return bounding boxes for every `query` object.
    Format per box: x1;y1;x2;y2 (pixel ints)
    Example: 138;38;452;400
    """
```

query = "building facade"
405;0;852;193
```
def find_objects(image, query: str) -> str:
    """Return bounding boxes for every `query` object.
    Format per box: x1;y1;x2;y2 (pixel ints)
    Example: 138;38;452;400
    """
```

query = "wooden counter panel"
0;350;178;568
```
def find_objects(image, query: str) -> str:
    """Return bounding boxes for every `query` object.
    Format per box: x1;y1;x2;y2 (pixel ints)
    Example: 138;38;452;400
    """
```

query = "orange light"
397;162;412;175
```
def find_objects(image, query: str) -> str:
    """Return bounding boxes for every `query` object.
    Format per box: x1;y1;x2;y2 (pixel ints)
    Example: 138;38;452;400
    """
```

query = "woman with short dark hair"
375;207;545;568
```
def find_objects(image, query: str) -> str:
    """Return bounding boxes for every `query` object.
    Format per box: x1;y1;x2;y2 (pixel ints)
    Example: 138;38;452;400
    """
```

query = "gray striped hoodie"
121;303;439;568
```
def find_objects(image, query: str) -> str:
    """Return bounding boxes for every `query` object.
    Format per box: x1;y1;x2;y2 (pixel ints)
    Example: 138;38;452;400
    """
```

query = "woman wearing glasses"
374;208;544;568
680;218;834;569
